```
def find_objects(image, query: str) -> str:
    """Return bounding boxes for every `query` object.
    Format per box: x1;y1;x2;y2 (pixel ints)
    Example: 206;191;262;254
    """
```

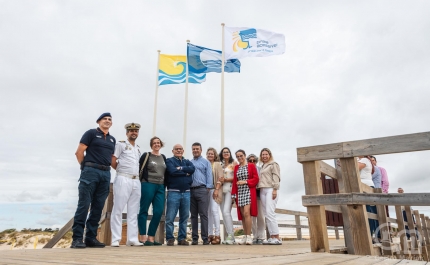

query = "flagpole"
183;40;190;156
221;23;225;149
152;50;161;136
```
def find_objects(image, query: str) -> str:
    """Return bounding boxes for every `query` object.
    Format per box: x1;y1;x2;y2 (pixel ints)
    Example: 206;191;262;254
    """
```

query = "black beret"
96;112;112;123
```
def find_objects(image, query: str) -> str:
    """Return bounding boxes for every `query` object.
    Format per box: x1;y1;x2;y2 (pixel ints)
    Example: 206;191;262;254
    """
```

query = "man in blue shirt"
190;142;213;245
71;113;116;249
165;144;195;246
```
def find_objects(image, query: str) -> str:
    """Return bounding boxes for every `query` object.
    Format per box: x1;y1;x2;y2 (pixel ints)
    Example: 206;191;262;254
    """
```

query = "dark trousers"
72;166;110;241
190;187;209;242
138;182;165;236
366;205;379;238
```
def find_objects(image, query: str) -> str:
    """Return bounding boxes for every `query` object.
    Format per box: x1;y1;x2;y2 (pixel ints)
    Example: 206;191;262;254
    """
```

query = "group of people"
70;113;281;249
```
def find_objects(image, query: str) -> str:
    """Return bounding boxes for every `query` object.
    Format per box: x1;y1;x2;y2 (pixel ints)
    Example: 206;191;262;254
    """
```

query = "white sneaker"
126;241;144;246
111;241;120;247
245;236;252;245
223;234;235;245
269;238;282;245
262;238;272;245
238;235;247;245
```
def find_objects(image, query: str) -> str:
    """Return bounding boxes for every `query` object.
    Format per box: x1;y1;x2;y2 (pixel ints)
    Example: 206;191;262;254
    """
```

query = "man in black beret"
71;112;116;248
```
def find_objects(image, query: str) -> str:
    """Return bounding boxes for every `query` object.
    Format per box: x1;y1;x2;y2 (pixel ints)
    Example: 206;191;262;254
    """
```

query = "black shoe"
70;239;86;248
85;238;105;248
191;241;198;245
203;240;210;245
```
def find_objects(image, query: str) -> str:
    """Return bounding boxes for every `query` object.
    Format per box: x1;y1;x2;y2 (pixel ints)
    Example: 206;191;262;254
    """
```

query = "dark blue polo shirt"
80;128;116;166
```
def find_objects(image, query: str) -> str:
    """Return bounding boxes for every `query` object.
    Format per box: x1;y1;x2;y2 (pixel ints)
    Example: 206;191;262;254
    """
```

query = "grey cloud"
36;218;58;226
1;1;430;229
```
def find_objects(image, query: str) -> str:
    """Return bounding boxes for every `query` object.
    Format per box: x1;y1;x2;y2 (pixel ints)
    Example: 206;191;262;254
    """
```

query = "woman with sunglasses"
231;149;259;245
206;147;223;245
218;147;237;245
247;154;266;245
259;148;281;245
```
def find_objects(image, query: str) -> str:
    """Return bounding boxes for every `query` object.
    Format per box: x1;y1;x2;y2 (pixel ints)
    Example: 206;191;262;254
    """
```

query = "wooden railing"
297;131;430;259
44;185;343;248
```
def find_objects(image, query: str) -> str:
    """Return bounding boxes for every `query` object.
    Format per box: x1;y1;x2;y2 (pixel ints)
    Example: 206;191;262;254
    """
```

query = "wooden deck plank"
0;240;428;264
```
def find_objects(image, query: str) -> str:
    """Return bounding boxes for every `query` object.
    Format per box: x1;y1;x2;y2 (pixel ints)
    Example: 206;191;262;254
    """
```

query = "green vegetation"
234;229;244;236
0;228;70;248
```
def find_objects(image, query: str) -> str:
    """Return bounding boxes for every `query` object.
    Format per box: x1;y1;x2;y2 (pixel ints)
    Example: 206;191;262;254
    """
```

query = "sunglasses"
248;159;255;163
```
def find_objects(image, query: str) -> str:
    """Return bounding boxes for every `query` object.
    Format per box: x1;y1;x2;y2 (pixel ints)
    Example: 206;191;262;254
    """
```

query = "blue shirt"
372;166;382;188
80;128;116;166
190;156;213;188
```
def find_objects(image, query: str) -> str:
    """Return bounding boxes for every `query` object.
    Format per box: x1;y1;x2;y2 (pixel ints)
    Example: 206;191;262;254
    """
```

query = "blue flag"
187;43;241;74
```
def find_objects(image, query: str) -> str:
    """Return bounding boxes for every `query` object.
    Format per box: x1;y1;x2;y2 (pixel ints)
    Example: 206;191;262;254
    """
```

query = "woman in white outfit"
259;148;282;245
206;147;223;245
219;147;237;245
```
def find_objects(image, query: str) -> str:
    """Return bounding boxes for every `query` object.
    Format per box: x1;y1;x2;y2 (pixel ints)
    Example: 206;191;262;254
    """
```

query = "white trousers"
252;197;266;240
111;175;141;243
208;189;220;236
260;187;279;236
220;191;234;235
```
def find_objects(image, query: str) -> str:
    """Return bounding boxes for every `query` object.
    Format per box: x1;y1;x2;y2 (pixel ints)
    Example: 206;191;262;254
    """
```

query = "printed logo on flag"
158;54;205;85
233;28;257;51
224;26;286;60
187;43;241;74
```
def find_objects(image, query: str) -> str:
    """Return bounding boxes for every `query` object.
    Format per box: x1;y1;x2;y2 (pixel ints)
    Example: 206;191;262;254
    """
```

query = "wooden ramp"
1;240;427;265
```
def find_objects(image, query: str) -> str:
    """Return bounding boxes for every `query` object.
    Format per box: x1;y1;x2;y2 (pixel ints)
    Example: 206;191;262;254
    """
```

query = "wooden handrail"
44;207;318;248
302;193;430;206
297;131;430;162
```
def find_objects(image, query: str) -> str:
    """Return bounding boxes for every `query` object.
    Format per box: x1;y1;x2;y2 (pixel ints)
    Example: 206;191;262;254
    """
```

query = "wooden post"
414;210;428;261
336;158;373;255
375;188;392;255
302;161;329;252
335;227;340;240
420;214;430;261
395;205;410;258
43;217;74;248
295;215;302;240
405;206;420;258
155;202;166;244
98;183;114;246
420;218;430;258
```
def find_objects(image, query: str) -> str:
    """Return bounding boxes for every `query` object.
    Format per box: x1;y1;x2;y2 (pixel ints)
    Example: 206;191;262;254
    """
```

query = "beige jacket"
257;161;280;190
212;161;223;204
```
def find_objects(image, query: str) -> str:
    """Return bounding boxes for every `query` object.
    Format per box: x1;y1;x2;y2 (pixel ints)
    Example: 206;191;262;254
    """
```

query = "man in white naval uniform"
110;123;143;247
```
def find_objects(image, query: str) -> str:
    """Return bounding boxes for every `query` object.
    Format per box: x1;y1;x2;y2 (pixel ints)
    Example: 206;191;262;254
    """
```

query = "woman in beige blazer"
206;147;223;244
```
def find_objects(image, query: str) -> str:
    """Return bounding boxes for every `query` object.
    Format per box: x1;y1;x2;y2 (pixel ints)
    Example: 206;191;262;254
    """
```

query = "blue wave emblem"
158;62;206;85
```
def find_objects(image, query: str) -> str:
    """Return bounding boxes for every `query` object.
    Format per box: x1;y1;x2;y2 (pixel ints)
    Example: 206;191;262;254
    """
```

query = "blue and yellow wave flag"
158;54;206;86
187;43;241;74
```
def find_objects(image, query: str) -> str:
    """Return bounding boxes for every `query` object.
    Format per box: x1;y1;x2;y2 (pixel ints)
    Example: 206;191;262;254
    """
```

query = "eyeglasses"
174;148;183;151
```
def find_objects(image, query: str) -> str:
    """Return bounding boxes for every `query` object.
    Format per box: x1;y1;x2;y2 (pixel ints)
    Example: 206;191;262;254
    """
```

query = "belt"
190;185;206;190
118;173;139;180
84;162;110;171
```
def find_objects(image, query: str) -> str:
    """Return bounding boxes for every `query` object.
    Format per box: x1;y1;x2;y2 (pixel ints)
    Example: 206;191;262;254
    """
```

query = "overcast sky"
1;0;430;231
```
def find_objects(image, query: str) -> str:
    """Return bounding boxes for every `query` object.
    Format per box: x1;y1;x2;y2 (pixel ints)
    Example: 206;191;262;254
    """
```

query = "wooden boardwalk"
1;240;428;265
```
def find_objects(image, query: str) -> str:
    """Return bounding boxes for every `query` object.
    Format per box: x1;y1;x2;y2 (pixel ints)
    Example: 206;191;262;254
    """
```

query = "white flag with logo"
224;27;285;60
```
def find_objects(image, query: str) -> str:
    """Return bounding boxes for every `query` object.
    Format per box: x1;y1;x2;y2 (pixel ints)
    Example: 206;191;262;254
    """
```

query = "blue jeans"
165;191;190;241
72;166;110;241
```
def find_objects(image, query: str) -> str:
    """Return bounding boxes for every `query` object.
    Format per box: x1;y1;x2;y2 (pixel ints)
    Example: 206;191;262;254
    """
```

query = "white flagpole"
221;23;225;149
183;40;190;156
152;50;161;136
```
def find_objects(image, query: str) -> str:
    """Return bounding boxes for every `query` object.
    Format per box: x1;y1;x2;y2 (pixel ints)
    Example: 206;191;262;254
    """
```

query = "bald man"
164;144;195;246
